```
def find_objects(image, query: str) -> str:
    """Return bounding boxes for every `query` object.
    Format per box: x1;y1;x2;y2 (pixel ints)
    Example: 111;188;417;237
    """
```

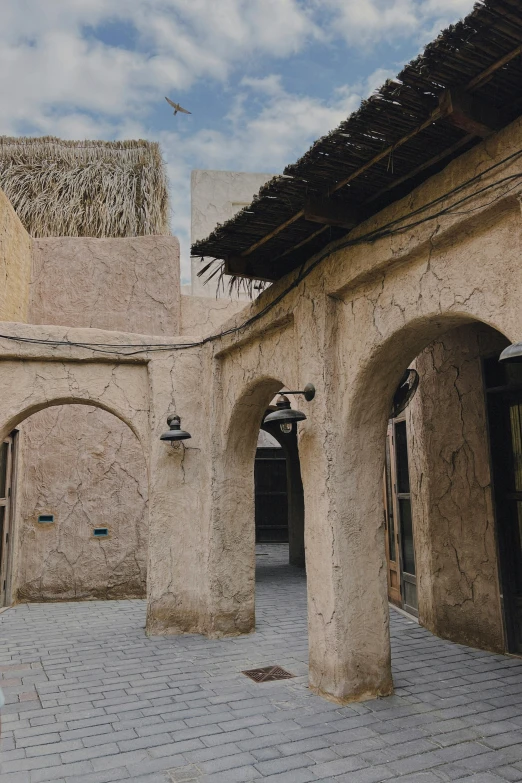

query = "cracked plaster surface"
13;234;179;603
29;236;180;335
407;323;508;653
13;232;240;604
0;187;31;322
15;405;148;602
197;117;522;703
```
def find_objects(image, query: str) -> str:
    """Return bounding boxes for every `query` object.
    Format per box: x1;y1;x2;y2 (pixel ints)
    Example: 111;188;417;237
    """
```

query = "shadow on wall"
13;404;148;602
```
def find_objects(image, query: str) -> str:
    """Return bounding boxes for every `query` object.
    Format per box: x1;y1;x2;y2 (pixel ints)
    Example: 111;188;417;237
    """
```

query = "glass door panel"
485;375;522;654
0;436;13;607
394;420;418;617
384;426;401;605
383;419;418;616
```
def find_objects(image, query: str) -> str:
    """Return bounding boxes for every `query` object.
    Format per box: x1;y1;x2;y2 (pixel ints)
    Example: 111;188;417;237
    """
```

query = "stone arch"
0;357;151;610
312;307;512;702
208;375;291;637
0;359;150;454
10;402;149;604
2;397;142;445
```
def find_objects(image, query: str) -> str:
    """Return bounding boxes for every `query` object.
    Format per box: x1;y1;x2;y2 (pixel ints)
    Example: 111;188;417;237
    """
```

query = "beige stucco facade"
3;219;242;604
13;235;180;602
0;188;32;322
1;115;522;705
407;324;508;653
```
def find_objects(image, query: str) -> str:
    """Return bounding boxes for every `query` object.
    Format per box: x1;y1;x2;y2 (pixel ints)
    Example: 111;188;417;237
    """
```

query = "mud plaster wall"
29;236;180;335
13;235;182;602
15;406;148;601
0;187;31;322
407;324;508;652
181;294;246;336
13;235;245;602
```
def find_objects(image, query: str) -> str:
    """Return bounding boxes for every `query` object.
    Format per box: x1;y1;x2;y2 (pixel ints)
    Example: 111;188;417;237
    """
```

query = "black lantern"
500;343;522;364
160;414;191;443
263;384;315;434
391;369;419;418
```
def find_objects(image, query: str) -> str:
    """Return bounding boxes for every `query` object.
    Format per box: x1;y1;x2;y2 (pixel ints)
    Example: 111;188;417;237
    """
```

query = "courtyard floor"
1;546;522;783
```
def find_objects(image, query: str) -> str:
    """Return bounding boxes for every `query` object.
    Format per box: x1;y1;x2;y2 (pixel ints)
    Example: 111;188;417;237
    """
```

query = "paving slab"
1;544;522;782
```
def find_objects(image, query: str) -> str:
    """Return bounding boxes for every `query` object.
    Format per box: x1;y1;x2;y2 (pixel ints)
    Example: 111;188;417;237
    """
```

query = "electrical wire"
2;148;522;358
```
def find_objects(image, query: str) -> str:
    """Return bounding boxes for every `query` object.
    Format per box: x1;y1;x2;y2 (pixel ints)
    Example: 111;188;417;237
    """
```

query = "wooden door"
394;418;418;616
383;418;418;616
487;385;522;652
0;435;13;607
254;447;288;543
384;424;401;605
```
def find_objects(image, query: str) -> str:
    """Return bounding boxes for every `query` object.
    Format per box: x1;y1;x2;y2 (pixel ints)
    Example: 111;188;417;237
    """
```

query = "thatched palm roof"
0;137;170;238
192;0;522;283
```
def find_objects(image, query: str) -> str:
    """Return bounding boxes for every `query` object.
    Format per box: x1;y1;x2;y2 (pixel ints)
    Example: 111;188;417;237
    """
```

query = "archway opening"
1;403;148;607
221;377;307;640
365;320;513;655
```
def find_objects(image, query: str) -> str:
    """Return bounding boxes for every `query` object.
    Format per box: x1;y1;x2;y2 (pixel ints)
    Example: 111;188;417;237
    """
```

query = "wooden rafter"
235;42;522;267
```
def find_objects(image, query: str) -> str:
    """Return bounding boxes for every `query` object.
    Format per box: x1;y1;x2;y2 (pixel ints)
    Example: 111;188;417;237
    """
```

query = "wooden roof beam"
304;197;360;229
223;43;522;277
440;88;501;138
224;255;277;281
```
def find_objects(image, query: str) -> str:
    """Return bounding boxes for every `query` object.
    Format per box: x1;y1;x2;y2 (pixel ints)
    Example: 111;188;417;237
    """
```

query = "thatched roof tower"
0;136;170;238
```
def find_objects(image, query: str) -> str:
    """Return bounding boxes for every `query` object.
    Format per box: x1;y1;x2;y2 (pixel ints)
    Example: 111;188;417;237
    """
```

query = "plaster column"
146;349;213;636
296;294;393;704
300;393;393;703
407;324;507;652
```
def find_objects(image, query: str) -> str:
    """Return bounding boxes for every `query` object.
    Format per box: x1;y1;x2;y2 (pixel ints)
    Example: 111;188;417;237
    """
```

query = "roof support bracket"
224;255;276;281
304;197;360;229
439;88;499;138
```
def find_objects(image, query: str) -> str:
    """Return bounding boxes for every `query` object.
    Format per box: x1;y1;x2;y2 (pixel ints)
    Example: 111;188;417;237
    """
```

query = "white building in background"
190;170;283;447
190;169;275;298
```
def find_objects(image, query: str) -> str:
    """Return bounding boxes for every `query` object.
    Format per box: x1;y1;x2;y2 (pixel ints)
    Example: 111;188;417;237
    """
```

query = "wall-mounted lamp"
499;343;522;363
263;383;315;434
391;369;419;418
160;414;191;445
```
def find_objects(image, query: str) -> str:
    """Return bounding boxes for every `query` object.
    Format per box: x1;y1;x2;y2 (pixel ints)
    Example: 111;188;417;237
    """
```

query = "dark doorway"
485;356;522;653
255;447;288;543
0;433;16;607
384;416;418;617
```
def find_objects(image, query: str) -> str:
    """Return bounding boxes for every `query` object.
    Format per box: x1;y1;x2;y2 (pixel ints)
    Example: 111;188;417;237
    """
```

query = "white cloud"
321;0;475;47
0;0;477;285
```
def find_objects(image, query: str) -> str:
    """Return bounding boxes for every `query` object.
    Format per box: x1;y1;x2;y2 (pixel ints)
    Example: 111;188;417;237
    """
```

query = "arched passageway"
207;374;308;638
383;322;510;654
257;414;305;569
320;311;514;703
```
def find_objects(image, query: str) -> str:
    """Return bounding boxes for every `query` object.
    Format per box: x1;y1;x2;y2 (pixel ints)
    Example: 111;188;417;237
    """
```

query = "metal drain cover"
242;665;294;683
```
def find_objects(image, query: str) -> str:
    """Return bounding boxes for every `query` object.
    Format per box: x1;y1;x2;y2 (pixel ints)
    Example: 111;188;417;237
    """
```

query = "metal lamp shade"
160;414;191;442
264;396;306;426
500;343;522;363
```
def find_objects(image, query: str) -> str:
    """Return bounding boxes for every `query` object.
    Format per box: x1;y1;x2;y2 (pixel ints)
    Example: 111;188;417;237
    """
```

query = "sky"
0;0;476;285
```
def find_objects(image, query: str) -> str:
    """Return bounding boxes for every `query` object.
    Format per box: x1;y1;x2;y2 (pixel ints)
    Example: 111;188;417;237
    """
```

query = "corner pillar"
300;391;393;703
145;352;213;636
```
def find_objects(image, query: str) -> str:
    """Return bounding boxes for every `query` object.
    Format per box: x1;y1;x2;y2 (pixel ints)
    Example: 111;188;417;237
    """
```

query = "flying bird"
165;97;191;116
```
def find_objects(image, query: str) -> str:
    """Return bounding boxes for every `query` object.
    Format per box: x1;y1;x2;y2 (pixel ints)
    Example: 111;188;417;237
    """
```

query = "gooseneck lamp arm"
279;383;315;401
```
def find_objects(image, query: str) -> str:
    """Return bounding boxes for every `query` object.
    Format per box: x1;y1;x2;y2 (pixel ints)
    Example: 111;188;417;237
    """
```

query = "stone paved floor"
2;545;522;783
